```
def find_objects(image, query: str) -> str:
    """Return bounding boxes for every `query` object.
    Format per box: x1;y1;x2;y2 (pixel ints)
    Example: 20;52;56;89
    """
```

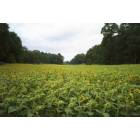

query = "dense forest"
0;23;140;64
0;23;64;64
71;23;140;64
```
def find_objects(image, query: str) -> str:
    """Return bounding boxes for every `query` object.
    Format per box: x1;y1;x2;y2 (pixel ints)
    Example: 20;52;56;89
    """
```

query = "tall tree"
85;23;140;64
0;23;64;64
0;23;10;62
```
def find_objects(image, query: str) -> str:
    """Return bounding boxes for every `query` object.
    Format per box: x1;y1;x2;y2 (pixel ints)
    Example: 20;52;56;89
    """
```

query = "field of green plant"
0;64;140;117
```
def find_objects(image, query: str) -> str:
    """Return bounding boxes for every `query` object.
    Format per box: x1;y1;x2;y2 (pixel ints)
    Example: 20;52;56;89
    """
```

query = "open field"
0;64;140;116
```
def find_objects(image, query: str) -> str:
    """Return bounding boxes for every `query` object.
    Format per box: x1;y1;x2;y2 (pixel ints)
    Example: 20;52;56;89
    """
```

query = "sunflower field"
0;64;140;117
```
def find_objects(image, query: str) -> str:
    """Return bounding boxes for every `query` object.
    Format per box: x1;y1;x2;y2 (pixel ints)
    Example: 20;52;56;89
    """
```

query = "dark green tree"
70;53;86;64
86;23;140;64
0;23;64;64
0;23;10;62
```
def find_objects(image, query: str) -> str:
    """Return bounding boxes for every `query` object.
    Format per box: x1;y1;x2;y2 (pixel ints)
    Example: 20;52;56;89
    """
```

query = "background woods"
0;23;64;64
0;23;140;64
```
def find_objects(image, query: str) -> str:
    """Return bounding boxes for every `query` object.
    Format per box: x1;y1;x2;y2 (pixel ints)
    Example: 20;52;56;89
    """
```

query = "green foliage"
70;53;86;64
1;23;140;65
21;48;64;64
0;24;23;63
0;23;64;64
0;64;140;117
101;23;119;37
85;23;140;64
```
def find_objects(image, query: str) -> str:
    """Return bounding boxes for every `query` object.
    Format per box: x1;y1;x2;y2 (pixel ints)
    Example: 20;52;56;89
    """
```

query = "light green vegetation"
0;64;140;116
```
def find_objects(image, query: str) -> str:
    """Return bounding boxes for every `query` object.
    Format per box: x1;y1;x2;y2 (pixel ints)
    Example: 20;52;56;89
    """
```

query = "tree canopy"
72;23;140;64
1;23;140;65
0;23;64;64
70;53;86;64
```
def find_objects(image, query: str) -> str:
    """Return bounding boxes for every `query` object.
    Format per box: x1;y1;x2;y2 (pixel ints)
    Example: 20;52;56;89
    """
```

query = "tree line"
70;23;140;64
1;23;140;65
0;23;64;64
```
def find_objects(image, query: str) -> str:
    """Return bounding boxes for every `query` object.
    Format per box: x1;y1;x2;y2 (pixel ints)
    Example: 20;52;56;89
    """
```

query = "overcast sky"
9;23;103;61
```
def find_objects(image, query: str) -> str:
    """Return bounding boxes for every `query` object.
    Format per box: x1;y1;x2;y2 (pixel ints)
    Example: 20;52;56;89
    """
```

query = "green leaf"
103;113;110;117
0;109;5;116
87;111;94;116
65;108;72;114
8;106;17;113
27;110;33;117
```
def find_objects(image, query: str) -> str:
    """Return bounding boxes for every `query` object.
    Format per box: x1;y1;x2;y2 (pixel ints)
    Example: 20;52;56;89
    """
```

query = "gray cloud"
47;31;79;42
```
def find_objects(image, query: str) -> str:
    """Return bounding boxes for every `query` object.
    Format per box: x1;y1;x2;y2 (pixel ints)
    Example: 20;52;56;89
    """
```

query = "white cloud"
9;23;103;61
